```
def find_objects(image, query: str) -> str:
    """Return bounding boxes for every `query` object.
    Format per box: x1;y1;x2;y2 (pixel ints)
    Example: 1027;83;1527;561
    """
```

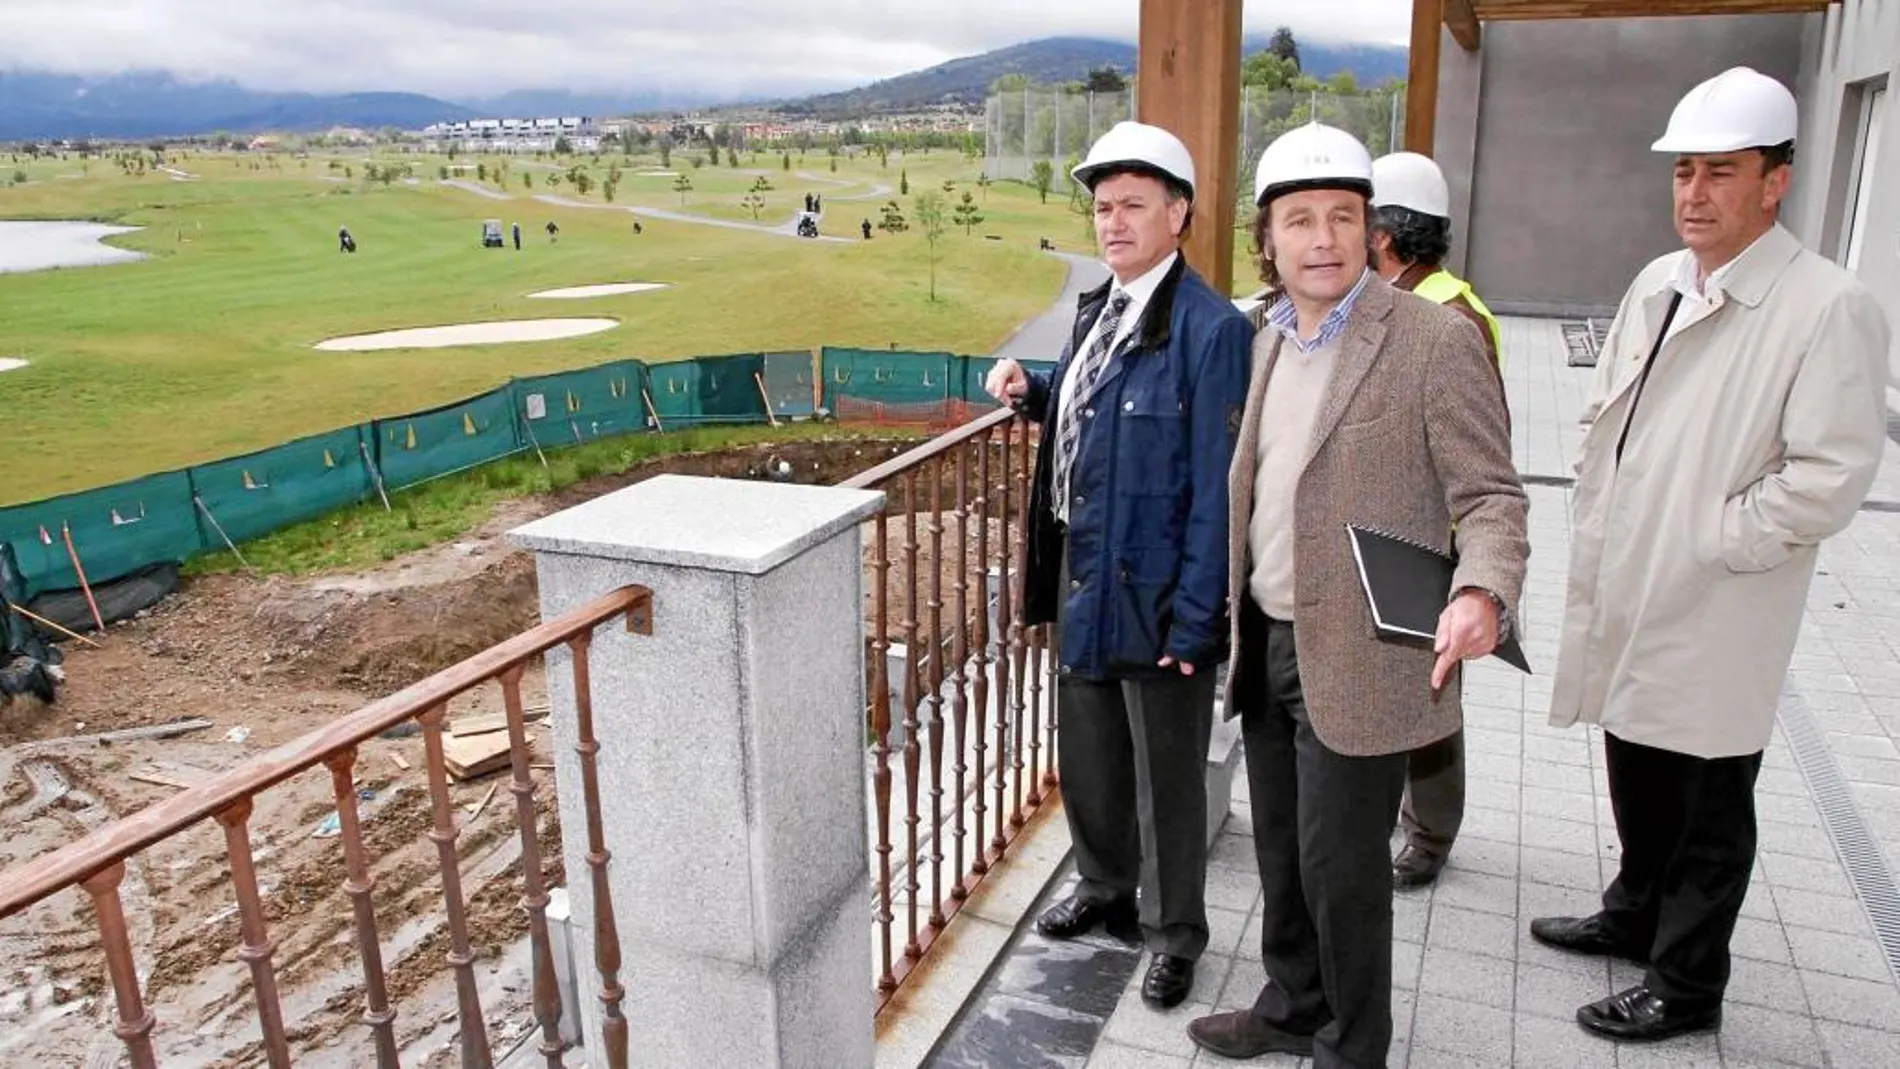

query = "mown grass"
184;420;913;577
0;148;1064;503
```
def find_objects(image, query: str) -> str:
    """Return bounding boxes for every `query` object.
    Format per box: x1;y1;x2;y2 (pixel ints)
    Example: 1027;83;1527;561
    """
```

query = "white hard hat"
1370;152;1450;219
1652;66;1797;154
1253;121;1374;207
1071;121;1196;201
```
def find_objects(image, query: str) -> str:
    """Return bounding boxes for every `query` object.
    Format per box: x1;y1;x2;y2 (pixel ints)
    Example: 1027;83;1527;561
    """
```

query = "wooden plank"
1136;0;1243;295
447;706;548;738
1447;0;1483;50
464;783;499;818
130;770;194;791
441;731;514;781
388;752;412;772
1407;0;1446;156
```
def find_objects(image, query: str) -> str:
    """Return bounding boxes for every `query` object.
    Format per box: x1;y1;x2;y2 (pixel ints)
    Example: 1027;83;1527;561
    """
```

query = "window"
1843;82;1886;271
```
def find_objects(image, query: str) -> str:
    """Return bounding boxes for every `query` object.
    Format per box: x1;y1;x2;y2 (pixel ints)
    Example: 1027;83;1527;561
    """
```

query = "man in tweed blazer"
1188;124;1526;1068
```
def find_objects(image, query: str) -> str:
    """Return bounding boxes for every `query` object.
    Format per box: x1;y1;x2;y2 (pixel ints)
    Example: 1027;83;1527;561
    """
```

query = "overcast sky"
0;1;1413;101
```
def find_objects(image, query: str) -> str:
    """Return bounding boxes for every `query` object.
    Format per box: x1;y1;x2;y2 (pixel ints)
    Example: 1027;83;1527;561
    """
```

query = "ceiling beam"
1468;0;1834;19
1447;0;1483;50
1136;0;1243;295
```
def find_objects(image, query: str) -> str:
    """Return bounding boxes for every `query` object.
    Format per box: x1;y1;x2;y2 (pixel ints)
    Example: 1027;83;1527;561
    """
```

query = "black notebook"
1346;524;1531;674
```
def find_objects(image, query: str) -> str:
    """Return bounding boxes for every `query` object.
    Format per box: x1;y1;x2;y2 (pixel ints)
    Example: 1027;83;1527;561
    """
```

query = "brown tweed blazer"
1224;278;1528;757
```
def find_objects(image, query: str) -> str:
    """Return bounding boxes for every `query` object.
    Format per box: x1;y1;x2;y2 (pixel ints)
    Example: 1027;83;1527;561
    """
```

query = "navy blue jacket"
1020;256;1252;681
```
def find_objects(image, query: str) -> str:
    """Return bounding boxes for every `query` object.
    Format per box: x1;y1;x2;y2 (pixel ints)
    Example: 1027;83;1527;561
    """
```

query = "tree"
1269;26;1302;71
554;135;573;155
914;192;948;301
742;191;766;219
437;164;449;180
953;190;985;236
1085;67;1128;94
941;178;956;194
1030;160;1054;204
658;136;673;169
1242;51;1299;91
900;168;909;195
991;73;1031;93
673;173;693;204
573;171;593;197
523;172;534;189
976;171;991;202
477;162;488;182
603;179;617;203
829;156;838;172
751;174;774;194
877;199;908;235
782;151;792;171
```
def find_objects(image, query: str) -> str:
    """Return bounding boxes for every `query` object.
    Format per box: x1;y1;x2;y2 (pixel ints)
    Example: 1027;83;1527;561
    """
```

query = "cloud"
0;1;1412;100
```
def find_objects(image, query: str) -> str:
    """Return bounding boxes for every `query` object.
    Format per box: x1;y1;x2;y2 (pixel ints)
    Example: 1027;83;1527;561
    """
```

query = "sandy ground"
0;358;27;373
314;318;619;352
525;282;668;300
0;221;147;274
0;435;927;1067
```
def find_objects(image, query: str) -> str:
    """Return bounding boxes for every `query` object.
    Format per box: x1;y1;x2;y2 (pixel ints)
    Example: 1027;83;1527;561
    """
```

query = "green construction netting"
646;355;769;425
821;348;958;409
0;470;200;599
189;426;374;546
373;387;521;492
514;360;651;448
761;351;818;419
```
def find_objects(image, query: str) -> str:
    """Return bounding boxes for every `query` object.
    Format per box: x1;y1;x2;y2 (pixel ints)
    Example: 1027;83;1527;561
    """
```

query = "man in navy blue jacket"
986;121;1252;1009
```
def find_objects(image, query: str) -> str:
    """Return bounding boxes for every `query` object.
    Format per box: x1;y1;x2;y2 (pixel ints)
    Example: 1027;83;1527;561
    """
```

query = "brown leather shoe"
1392;844;1446;890
1186;1009;1316;1059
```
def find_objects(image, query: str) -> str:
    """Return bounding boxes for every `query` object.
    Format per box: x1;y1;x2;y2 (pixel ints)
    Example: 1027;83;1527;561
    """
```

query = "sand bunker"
0;220;146;274
0;358;28;373
527;282;670;299
315;318;618;352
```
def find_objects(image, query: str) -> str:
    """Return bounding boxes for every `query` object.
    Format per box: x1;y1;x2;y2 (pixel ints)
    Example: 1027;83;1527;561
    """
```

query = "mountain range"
0;36;1408;142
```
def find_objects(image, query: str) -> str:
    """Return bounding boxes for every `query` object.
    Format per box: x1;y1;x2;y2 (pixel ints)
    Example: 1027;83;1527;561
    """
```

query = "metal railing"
842;408;1062;1012
0;585;654;1069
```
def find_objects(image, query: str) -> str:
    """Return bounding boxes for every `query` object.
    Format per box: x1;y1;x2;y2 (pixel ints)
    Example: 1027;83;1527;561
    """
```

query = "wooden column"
1405;0;1445;156
1137;0;1243;295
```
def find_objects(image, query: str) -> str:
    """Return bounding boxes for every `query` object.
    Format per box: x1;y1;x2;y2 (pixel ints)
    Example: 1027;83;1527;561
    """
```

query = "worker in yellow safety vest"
1369;150;1511;895
1370;152;1508;422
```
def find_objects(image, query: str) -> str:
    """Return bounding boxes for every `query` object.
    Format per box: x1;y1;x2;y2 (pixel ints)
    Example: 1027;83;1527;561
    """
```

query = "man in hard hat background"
1367;151;1511;895
984;121;1251;1009
1188;121;1525;1067
1534;66;1891;1044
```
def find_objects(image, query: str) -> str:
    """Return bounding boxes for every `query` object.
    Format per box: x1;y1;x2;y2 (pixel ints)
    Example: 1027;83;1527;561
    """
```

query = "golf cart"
481;219;505;248
795;212;819;239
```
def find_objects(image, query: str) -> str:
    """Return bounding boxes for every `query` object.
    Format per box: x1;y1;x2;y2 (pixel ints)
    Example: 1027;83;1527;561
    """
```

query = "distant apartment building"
419;116;601;154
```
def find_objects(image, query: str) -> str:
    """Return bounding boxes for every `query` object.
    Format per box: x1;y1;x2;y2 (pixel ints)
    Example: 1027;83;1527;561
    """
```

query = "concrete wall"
1784;0;1900;385
1434;15;1808;317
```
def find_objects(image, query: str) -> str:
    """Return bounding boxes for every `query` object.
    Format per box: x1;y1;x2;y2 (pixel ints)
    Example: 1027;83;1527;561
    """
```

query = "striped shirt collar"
1265;268;1372;353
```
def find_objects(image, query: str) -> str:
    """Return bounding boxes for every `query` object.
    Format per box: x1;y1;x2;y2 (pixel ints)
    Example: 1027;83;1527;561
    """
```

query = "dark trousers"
1399;729;1465;859
1055;542;1214;960
1239;598;1407;1069
1599;732;1764;1006
1060;670;1215;959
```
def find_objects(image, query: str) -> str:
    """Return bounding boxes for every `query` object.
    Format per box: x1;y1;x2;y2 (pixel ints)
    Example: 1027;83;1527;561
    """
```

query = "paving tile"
1426;904;1519;962
1517;960;1609;1021
1713;1003;1826;1068
1463;726;1523;757
1393;939;1423;992
1097;985;1208;1059
929;992;1098;1069
1520;845;1608;892
1393;892;1431;945
1610;1029;1722;1068
1757;818;1844;862
1813;1019;1900;1069
1236;911;1262;962
1432;870;1518;918
1758;852;1854;897
1521;814;1602;858
1837;754;1900;786
1767;887;1870;937
1459;806;1519;844
1084;1040;1191;1068
1447;836;1519;880
1417;946;1514;1011
1823;732;1900;760
1405;1045;1510;1068
1206;832;1257;873
1727;915;1793;966
993;939;1144;1019
1798;969;1900;1028
1783;924;1892;983
1513;1014;1617;1069
1215;956;1266;1013
1206;907;1250;960
1203;864;1262;915
1408;994;1514;1064
1727;957;1810;1012
1523;735;1595;769
1522;786;1601;825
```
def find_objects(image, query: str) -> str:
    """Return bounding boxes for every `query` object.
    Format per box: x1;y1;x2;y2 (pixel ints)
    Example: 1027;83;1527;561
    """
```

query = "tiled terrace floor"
925;316;1900;1069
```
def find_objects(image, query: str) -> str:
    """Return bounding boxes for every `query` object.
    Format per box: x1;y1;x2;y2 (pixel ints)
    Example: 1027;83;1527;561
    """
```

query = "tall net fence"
985;87;1406;203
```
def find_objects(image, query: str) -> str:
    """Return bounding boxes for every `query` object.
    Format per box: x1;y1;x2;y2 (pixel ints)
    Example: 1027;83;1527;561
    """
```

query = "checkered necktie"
1052;291;1131;518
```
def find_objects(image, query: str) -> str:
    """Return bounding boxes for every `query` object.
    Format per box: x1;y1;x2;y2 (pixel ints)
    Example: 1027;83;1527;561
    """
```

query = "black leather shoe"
1187;1010;1316;1059
1141;954;1195;1008
1392;844;1446;890
1577;985;1720;1042
1530;914;1649;964
1034;895;1137;941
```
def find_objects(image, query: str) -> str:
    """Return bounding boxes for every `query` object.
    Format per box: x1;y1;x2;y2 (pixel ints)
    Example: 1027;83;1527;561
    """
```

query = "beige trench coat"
1551;224;1892;758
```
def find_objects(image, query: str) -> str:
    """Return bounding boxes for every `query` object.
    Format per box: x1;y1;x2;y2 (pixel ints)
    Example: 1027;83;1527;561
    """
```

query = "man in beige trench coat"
1532;67;1893;1043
